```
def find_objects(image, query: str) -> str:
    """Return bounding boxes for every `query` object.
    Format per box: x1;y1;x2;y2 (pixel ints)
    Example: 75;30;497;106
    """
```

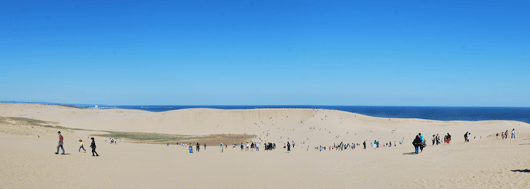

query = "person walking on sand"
79;139;86;153
418;133;425;152
363;141;366;149
412;135;422;154
287;141;291;152
432;135;436;146
204;143;207;150
446;133;451;144
55;131;65;155
90;137;99;156
196;142;200;152
511;128;515;138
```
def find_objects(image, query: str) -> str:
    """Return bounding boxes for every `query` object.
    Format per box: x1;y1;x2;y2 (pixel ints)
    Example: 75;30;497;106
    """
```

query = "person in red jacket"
55;131;65;155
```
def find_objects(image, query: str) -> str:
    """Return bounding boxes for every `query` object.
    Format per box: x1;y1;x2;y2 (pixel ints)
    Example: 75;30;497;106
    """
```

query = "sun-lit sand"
1;103;530;188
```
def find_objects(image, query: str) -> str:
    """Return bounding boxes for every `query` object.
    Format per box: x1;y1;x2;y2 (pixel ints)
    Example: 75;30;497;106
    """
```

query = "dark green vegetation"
0;116;57;127
92;131;215;143
0;116;255;144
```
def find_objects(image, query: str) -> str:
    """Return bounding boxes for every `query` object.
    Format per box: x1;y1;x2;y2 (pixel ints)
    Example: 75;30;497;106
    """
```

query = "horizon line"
1;101;529;108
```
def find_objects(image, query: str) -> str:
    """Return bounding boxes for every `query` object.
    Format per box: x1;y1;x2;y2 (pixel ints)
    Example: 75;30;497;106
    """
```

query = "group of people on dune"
186;141;278;153
413;132;452;154
55;131;98;156
53;128;519;157
412;129;517;155
496;129;515;139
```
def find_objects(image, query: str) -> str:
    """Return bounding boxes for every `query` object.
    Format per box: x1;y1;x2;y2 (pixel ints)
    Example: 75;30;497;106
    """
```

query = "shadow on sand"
511;169;530;173
402;152;416;155
518;143;530;145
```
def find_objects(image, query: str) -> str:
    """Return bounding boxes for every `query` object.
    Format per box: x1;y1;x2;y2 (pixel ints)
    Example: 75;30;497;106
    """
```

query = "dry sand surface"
1;103;530;188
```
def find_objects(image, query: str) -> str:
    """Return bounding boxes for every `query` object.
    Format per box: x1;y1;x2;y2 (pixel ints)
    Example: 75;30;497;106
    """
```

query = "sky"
0;0;529;106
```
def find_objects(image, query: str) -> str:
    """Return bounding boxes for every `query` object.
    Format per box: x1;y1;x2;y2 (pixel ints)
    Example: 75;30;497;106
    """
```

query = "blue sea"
110;105;530;124
2;102;529;124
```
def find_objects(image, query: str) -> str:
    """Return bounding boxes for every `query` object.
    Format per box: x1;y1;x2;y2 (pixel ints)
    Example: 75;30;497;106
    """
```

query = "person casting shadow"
90;137;99;156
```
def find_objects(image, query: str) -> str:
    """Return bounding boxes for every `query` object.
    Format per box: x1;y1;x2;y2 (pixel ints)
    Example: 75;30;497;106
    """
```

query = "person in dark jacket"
363;141;366;149
287;141;291;151
412;135;422;154
90;137;99;156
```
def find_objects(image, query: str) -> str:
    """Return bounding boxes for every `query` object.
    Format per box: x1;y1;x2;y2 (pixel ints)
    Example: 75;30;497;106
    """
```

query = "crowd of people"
410;129;516;155
185;141;278;153
412;133;453;154
496;128;515;139
311;140;407;152
53;128;519;157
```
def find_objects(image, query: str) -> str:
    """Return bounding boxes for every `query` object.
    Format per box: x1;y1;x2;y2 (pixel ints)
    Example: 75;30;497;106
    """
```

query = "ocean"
110;105;530;124
3;102;528;124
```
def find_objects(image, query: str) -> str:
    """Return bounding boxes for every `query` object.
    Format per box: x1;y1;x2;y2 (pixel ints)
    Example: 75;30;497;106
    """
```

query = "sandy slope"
1;103;530;189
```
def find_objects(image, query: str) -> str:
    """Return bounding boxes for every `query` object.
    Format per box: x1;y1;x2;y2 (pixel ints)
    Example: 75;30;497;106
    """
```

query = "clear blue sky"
0;0;528;106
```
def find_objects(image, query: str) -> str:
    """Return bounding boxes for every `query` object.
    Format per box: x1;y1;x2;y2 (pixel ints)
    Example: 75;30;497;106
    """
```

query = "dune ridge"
1;103;530;188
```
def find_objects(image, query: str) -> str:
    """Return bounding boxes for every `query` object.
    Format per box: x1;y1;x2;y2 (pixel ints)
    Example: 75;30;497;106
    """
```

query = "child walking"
79;139;86;153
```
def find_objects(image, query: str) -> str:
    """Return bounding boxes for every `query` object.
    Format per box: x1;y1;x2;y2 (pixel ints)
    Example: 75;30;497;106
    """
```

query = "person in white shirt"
432;135;435;146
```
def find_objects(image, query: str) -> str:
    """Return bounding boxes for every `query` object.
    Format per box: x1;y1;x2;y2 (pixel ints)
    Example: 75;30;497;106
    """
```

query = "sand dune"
1;103;530;188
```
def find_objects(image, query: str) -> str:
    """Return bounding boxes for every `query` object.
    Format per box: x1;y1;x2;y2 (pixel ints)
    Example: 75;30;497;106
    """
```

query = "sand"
1;103;530;188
